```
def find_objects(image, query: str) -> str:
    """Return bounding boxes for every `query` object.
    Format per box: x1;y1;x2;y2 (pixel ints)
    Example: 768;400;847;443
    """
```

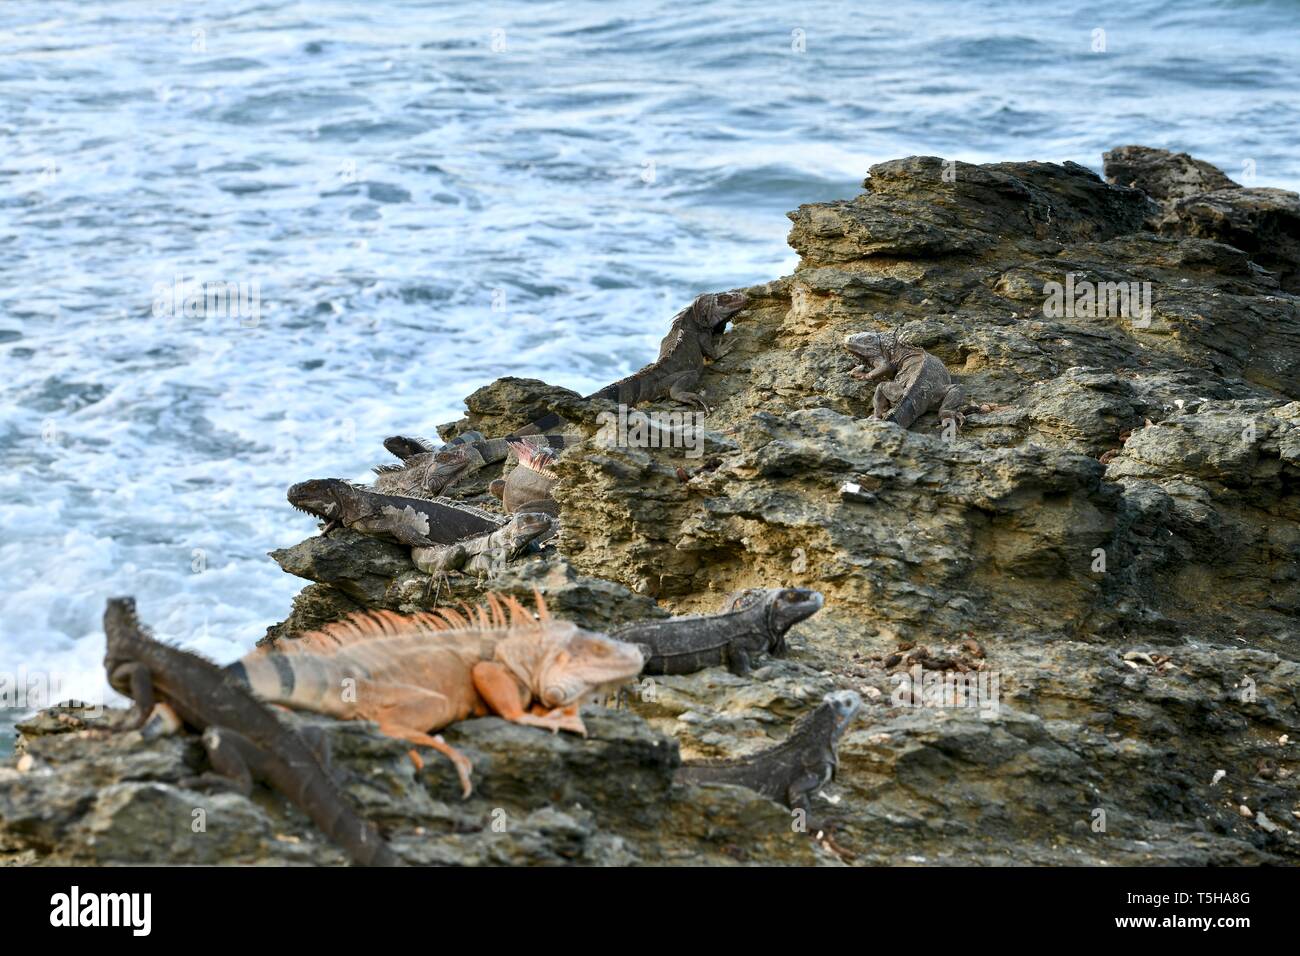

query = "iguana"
411;511;556;577
228;592;646;798
522;290;748;433
487;440;560;516
102;597;401;866
383;430;488;462
612;587;824;676
288;478;504;547
374;433;573;499
844;330;966;430
676;690;862;812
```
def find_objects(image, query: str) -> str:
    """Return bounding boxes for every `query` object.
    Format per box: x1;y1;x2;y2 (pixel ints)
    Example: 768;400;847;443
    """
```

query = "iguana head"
823;689;862;740
691;290;749;335
720;587;824;654
500;622;646;709
539;627;646;708
374;444;482;496
103;597;146;694
503;511;555;555
287;478;364;532
383;435;436;461
764;587;825;636
844;330;889;366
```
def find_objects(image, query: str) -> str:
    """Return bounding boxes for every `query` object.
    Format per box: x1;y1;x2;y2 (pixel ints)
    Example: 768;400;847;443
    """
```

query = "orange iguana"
226;593;645;797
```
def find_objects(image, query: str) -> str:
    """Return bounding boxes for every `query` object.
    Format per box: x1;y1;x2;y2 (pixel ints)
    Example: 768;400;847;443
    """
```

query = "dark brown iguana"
374;432;573;499
103;597;401;866
411;511;556;577
488;440;561;516
676;690;861;812
288;478;504;547
613;588;824;676
228;593;645;797
844;330;965;430
523;290;749;433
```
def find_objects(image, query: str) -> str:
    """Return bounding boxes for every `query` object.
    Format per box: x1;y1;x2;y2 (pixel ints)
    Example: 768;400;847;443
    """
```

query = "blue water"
1;0;1298;741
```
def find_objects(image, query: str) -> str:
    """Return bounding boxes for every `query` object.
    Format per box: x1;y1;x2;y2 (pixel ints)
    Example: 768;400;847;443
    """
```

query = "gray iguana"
676;690;861;813
411;511;556;577
844;329;965;430
103;597;401;866
523;290;749;432
374;432;573;499
287;478;504;547
613;588;824;676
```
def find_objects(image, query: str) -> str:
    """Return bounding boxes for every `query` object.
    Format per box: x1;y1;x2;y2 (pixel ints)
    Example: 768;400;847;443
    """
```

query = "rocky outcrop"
5;147;1297;865
1104;145;1300;294
1;703;829;865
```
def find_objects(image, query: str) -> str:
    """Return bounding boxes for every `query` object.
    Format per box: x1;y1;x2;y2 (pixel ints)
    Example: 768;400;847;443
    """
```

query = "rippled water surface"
2;0;1298;739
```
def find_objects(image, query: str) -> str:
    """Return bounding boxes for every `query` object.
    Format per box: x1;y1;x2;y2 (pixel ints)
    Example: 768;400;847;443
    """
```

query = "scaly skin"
591;291;748;412
496;440;560;515
411;511;555;577
613;588;824;676
844;330;966;431
373;443;487;498
228;592;645;798
103;597;401;866
676;690;862;813
374;434;573;499
522;290;749;433
287;478;504;546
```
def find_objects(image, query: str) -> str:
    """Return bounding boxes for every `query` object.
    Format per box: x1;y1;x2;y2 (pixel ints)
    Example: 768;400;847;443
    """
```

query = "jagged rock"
1103;145;1300;293
1103;145;1240;202
0;705;828;866
266;527;664;639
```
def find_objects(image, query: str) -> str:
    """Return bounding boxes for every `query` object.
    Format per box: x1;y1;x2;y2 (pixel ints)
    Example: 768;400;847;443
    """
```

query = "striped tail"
225;655;355;719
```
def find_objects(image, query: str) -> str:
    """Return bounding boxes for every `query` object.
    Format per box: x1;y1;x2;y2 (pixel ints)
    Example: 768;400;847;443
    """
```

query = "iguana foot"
939;410;965;430
383;724;474;799
140;701;184;739
849;366;871;380
518;706;587;737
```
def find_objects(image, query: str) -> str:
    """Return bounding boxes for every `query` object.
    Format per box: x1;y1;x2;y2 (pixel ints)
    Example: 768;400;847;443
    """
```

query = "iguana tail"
512;412;568;435
258;736;404;867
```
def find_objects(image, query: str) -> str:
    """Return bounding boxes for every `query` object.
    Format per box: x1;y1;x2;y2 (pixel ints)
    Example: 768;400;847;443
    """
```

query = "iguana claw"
519;708;587;737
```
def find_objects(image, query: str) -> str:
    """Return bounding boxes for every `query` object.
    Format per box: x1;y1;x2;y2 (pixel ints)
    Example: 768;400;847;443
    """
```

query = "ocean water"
2;0;1298;746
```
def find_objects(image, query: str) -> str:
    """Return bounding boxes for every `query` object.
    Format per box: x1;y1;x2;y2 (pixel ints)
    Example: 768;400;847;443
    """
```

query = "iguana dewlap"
844;330;965;431
228;592;645;798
